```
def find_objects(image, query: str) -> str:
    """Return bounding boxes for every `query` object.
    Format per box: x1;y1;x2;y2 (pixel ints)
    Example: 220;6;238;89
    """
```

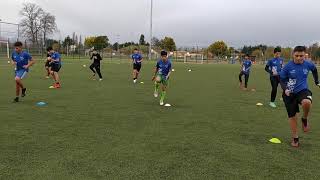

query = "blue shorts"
15;69;28;79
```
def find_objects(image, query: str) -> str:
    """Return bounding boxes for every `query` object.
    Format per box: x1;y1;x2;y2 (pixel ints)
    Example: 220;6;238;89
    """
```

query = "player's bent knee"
302;99;312;106
15;77;21;81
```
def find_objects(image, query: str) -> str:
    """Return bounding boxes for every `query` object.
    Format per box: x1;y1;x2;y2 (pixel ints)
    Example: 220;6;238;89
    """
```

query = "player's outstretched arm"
311;68;320;86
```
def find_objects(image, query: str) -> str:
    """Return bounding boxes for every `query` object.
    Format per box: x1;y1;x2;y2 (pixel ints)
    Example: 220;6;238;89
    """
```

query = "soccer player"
152;50;172;106
90;50;103;81
132;48;143;83
280;46;320;147
47;47;62;88
45;51;51;79
239;54;252;90
11;41;35;102
265;47;284;108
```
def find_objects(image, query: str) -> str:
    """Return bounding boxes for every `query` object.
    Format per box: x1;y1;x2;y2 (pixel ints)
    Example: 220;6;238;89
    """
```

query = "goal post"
0;40;10;59
184;53;204;64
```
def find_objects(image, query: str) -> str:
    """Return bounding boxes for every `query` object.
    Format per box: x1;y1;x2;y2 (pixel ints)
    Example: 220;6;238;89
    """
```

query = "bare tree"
20;3;44;44
41;12;57;47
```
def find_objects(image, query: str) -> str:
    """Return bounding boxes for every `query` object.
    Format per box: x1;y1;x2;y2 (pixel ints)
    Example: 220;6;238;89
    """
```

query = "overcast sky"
1;0;319;48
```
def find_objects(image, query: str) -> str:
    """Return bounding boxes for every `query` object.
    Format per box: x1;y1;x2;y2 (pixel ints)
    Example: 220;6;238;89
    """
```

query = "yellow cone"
49;86;55;89
269;138;281;144
256;103;263;106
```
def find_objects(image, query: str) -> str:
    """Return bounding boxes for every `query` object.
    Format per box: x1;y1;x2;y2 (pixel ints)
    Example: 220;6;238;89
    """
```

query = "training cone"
140;82;144;84
256;103;263;106
269;138;281;144
49;86;55;89
164;104;172;107
36;102;47;107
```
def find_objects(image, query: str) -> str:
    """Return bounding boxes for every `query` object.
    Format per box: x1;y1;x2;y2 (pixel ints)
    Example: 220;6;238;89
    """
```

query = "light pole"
149;0;153;60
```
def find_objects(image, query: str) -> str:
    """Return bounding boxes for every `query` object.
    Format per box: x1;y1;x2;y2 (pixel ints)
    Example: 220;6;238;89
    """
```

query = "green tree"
207;41;228;57
94;36;109;50
152;37;162;47
84;36;109;50
63;36;75;47
139;34;146;45
160;37;176;51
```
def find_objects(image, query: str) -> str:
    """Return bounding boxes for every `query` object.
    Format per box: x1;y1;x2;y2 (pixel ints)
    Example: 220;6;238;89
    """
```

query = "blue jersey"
132;53;142;64
241;59;252;74
11;51;32;71
280;60;317;94
267;57;284;76
156;60;172;76
51;52;61;65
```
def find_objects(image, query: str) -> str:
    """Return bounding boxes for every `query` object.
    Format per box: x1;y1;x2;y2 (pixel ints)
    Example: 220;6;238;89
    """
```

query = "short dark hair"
274;47;281;54
47;47;53;52
14;41;23;47
134;48;138;51
245;54;249;57
293;46;306;53
161;50;167;56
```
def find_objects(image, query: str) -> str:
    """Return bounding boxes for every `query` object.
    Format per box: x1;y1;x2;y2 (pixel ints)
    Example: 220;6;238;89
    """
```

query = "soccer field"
1;58;320;179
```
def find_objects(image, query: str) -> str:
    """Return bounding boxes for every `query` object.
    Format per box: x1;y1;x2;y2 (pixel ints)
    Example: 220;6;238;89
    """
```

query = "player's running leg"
154;75;161;97
239;72;244;88
90;63;96;78
160;86;167;106
244;73;249;90
269;76;279;108
14;70;27;102
95;64;103;81
301;99;312;132
289;115;299;147
133;69;138;83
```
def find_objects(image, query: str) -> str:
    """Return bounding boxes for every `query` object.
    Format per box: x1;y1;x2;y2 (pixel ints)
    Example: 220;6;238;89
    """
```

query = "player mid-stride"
152;51;172;106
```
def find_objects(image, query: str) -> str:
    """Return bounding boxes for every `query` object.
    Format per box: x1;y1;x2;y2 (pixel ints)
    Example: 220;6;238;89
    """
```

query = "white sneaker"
133;79;137;84
154;91;158;98
160;101;164;106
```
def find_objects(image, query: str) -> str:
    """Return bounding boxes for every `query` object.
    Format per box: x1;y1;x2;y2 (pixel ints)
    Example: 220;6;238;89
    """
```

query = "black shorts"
133;63;142;72
45;61;51;68
283;89;313;118
51;64;61;72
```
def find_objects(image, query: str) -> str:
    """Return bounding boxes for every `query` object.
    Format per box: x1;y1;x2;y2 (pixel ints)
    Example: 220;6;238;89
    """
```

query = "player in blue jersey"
47;47;62;88
280;46;320;147
132;48;143;83
11;42;35;102
152;51;172;106
239;54;252;90
265;47;284;108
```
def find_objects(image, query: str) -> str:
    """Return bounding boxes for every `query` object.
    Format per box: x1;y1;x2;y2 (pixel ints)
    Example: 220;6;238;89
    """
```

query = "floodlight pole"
149;0;153;60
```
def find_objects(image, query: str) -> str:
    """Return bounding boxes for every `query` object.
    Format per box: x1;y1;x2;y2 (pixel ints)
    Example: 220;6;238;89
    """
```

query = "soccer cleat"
160;101;164;106
291;138;299;148
154;91;158;98
269;102;277;108
21;88;27;97
302;118;310;133
133;79;137;84
99;79;103;81
13;97;19;103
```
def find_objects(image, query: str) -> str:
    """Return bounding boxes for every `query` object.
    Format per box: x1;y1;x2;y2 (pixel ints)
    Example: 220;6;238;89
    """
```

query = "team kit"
11;42;319;147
